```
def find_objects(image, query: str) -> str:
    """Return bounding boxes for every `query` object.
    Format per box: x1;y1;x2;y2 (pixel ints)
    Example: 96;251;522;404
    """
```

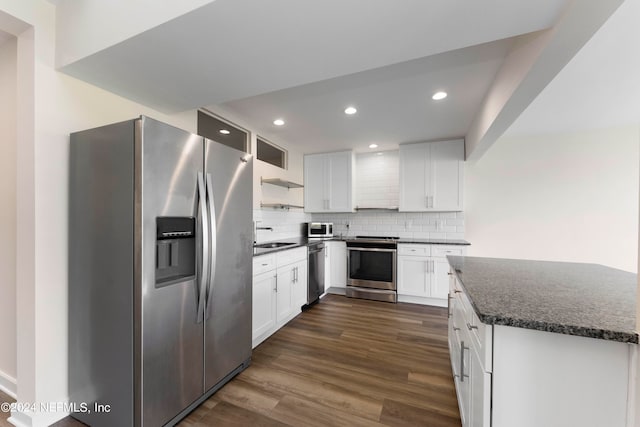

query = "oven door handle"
347;247;397;253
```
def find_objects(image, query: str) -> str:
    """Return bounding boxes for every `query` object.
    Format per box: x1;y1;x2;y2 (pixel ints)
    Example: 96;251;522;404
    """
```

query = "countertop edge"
254;237;470;256
448;257;639;344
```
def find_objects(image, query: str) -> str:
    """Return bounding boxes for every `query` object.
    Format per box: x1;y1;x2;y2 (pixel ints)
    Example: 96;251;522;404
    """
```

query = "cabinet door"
459;336;471;427
430;139;464;211
399;143;429;211
431;257;451;300
276;267;294;325
397;256;430;297
328;241;347;288
326;151;353;212
304;153;327;212
252;271;277;340
292;260;308;310
470;346;491;427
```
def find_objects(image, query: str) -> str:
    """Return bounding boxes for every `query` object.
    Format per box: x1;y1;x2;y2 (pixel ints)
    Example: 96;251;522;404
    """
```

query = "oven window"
349;250;394;283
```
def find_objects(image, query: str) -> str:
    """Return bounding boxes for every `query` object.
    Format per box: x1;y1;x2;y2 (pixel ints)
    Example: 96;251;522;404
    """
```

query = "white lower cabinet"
397;256;430;297
448;270;635;427
251;271;277;339
397;244;466;306
292;259;308;310
252;247;307;348
326;241;347;290
325;241;347;291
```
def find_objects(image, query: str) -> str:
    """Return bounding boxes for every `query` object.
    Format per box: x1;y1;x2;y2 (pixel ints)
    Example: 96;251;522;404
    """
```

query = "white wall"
465;125;639;273
54;0;215;68
0;35;17;395
0;2;199;425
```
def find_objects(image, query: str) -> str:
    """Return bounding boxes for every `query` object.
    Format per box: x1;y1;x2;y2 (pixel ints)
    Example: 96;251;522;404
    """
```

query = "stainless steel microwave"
307;222;333;238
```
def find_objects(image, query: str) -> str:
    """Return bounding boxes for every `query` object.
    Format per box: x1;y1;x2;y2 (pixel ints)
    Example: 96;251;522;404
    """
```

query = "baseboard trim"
8;405;68;427
397;294;448;307
325;287;346;296
0;370;17;399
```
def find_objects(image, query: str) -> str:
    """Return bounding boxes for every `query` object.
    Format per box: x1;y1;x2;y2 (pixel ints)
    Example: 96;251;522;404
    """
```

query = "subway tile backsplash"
253;209;312;243
253;209;465;242
312;211;465;240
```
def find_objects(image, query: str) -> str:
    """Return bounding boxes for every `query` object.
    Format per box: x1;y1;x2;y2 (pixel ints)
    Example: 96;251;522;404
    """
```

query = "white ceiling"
505;0;640;136
61;0;568;115
219;39;513;153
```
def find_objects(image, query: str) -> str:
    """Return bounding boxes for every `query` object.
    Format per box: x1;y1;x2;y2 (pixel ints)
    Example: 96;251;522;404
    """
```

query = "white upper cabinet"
304;151;355;213
399;139;464;212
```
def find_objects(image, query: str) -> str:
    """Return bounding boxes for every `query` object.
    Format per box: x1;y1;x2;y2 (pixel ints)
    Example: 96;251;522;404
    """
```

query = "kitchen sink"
254;242;298;249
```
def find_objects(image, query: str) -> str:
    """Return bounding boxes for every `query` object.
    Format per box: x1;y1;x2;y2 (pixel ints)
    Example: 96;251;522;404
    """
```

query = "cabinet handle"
431;260;434;273
454;290;462;294
466;322;478;330
447;272;452;276
295;266;298;282
453;326;460;331
447;294;452;318
262;263;268;266
274;274;277;292
425;195;428;208
460;341;469;382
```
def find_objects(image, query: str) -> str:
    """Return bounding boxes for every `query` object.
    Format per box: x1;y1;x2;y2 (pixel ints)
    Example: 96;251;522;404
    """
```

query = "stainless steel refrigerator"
69;116;253;427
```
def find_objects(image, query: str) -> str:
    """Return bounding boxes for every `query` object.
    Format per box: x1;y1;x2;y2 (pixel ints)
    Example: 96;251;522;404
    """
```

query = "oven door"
347;247;396;290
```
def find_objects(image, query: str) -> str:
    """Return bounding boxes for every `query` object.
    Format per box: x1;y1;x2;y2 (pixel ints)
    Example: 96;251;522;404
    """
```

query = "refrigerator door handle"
205;173;217;320
196;172;209;324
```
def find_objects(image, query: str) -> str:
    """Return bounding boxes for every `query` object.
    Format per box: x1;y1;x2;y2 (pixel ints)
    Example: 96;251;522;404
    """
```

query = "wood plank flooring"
180;294;460;427
40;294;461;426
0;390;15;427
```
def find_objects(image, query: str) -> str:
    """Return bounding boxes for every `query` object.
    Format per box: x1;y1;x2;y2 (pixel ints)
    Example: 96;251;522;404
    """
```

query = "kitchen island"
446;256;638;427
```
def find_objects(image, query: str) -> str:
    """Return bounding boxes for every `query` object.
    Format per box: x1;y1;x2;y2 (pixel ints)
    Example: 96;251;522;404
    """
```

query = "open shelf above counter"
261;178;304;189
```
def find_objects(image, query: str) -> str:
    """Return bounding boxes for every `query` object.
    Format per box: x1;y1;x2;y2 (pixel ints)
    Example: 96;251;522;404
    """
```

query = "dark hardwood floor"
180;294;460;427
51;294;461;426
0;390;15;427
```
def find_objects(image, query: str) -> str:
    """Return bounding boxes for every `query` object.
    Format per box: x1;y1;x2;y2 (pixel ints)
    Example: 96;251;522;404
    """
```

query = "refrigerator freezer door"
138;117;205;427
204;140;253;391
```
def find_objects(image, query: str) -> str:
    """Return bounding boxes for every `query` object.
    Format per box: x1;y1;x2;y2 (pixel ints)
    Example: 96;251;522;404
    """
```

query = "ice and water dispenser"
155;217;196;286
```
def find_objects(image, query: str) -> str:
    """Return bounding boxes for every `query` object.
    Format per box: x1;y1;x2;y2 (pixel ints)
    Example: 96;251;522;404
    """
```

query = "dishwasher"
307;241;325;305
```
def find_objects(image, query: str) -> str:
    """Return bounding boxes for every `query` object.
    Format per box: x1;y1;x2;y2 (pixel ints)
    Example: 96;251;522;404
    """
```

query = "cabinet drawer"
276;246;307;267
253;254;276;275
459;291;492;373
432;245;466;257
449;271;463;294
398;244;431;256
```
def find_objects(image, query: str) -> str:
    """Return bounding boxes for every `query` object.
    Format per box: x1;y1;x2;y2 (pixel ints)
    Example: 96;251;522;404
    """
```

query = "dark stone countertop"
253;236;470;256
395;238;470;245
447;256;638;344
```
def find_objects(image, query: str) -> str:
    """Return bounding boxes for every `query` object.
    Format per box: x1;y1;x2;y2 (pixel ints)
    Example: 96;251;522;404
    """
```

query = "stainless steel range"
346;236;398;303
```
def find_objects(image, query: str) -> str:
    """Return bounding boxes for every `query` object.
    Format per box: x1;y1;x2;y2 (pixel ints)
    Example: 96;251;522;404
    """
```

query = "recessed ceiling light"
344;106;357;115
369;144;378;149
219;129;230;135
432;91;448;100
273;119;285;126
377;152;383;155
